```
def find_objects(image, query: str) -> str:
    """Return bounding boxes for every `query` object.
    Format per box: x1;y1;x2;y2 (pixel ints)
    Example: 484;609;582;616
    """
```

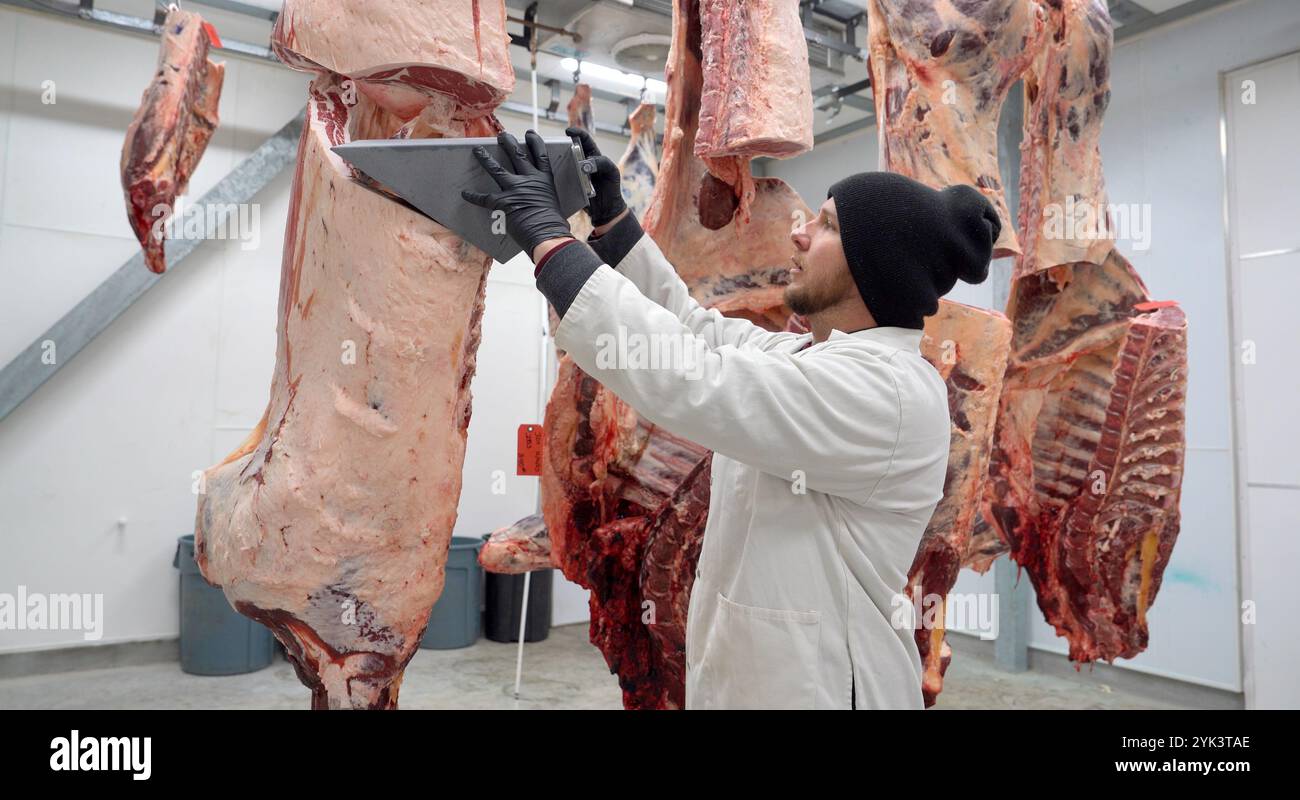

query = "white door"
1223;52;1300;709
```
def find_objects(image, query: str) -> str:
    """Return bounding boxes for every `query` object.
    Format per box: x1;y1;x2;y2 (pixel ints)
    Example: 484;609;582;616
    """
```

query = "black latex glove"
566;126;628;228
462;130;573;257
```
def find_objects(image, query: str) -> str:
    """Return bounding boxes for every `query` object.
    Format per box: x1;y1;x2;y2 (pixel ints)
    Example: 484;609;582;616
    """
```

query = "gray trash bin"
420;536;484;649
174;535;275;675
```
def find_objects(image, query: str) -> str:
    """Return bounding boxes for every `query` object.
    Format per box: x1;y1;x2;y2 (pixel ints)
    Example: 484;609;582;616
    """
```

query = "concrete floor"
0;623;1199;710
931;650;1188;710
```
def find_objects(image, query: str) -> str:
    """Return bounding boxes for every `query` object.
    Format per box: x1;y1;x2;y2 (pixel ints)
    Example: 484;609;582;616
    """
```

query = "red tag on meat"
202;21;223;49
517;424;544;476
1134;300;1178;312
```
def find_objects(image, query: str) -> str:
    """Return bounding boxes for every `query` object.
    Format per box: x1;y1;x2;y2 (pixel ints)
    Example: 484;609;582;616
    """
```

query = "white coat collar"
827;326;923;351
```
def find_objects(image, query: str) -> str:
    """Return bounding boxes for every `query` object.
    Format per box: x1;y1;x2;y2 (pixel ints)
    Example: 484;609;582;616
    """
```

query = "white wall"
766;0;1300;695
0;5;612;651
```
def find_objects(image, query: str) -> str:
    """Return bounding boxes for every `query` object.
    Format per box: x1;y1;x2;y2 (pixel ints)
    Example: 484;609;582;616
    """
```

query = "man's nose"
790;223;809;250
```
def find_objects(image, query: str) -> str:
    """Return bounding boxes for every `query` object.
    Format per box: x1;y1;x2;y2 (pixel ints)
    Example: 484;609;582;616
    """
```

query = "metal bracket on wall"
800;0;869;61
813;77;874;119
0;111;305;424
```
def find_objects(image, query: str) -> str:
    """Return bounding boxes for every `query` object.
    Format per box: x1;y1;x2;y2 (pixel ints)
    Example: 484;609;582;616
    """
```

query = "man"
464;128;1000;710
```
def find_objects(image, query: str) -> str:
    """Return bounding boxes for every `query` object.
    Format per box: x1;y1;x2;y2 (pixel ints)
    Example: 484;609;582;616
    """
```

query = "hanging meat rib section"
565;84;597;242
694;0;813;222
121;7;224;274
567;82;595;131
194;0;513;710
540;359;711;709
865;0;1046;257
987;254;1188;663
910;301;1011;706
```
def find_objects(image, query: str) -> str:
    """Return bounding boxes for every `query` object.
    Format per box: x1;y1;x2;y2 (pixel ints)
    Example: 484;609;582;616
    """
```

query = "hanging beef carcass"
539;358;711;709
986;0;1187;665
868;0;1186;694
644;0;814;330
194;0;514;710
693;0;813;223
618;102;660;218
548;0;815;708
121;7;225;274
864;0;1047;257
568;82;595;132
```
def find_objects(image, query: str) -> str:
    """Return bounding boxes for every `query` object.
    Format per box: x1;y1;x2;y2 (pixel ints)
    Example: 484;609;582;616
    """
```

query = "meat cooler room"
0;0;1296;720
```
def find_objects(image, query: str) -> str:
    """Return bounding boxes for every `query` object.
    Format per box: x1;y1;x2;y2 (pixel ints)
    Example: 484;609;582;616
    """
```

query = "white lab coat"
552;231;950;710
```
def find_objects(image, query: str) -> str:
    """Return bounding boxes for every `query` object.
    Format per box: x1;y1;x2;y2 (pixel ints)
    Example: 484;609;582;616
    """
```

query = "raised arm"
568;126;794;352
546;258;902;503
587;211;794;351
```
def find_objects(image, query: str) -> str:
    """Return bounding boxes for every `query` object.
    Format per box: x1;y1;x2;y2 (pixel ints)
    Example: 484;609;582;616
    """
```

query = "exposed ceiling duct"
610;32;671;74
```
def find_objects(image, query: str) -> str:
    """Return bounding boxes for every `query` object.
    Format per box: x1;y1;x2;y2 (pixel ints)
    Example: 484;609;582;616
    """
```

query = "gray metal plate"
333;136;591;263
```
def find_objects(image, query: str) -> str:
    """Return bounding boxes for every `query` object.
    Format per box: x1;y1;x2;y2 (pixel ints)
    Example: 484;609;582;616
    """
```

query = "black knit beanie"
827;172;1001;329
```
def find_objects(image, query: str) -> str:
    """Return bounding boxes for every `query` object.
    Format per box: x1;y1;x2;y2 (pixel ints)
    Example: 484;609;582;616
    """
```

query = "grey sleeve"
535;241;604;318
586;211;645;269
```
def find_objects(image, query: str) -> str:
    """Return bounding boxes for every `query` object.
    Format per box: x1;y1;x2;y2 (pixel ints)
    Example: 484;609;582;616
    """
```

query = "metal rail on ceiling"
0;0;278;60
190;0;281;22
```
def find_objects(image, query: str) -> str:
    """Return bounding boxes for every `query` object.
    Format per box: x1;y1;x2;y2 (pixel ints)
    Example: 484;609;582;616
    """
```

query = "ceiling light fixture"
560;57;667;103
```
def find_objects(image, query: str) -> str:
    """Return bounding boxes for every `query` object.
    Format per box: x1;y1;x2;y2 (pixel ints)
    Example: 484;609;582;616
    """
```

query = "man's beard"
784;273;848;316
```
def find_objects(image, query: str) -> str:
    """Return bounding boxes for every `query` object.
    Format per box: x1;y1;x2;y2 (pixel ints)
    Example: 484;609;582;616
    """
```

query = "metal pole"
514;570;532;700
513;61;545;703
992;83;1031;673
